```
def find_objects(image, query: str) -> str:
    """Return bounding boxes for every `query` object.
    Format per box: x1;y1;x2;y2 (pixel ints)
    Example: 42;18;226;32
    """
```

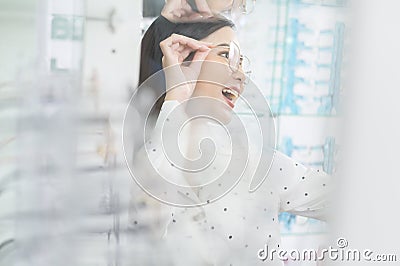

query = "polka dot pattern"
129;100;332;265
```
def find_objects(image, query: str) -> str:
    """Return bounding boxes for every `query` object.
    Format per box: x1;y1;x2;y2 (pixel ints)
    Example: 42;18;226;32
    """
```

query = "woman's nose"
232;68;246;84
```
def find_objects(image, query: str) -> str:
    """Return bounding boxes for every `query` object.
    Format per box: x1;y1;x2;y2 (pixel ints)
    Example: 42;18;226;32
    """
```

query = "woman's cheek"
198;60;231;85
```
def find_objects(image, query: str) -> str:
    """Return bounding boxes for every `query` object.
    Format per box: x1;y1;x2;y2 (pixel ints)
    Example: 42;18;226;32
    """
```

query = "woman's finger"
169;34;212;48
160;34;212;67
180;48;194;61
192;49;210;62
172;8;186;18
172;39;210;52
171;41;199;58
181;1;193;13
175;43;190;53
194;0;212;14
170;42;180;51
187;12;207;20
160;40;180;66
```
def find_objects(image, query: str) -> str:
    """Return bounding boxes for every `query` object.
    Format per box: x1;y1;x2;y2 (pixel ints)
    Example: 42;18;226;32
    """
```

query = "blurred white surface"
330;0;400;265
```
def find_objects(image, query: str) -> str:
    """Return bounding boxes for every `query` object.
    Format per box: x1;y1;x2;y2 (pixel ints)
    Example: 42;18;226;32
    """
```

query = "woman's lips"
224;97;235;108
229;86;242;95
221;87;239;108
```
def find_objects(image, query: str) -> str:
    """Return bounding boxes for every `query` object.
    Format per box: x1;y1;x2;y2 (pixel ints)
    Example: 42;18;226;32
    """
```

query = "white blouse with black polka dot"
129;101;331;266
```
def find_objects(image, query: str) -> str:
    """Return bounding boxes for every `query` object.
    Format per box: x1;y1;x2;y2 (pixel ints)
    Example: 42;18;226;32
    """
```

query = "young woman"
127;15;331;266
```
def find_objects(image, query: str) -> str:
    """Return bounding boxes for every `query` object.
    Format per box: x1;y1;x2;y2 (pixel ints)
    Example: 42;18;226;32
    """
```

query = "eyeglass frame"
209;41;251;80
183;41;252;83
228;41;250;74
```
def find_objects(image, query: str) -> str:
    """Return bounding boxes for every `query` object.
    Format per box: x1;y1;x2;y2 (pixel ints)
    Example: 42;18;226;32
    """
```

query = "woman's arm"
271;151;332;221
129;35;213;233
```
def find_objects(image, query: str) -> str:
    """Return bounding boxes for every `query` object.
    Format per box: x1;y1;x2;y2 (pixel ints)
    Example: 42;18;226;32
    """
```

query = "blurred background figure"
157;0;256;22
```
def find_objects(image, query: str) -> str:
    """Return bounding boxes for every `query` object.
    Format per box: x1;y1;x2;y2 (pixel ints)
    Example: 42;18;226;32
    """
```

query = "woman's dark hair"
138;15;235;120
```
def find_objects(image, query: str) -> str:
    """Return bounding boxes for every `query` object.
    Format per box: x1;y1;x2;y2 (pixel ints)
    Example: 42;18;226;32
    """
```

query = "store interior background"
5;0;400;265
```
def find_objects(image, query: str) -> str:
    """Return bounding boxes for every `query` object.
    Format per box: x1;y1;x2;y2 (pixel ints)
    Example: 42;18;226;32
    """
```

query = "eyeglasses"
228;41;251;74
210;41;251;83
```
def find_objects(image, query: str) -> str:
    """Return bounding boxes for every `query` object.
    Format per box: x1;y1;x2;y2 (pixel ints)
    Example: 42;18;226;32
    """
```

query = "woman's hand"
160;33;211;68
161;0;212;22
160;34;212;102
